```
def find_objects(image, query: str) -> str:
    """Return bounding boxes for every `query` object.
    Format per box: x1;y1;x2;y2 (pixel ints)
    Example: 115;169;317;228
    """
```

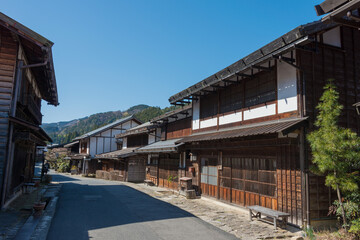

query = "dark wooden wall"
187;136;303;226
0;26;17;199
166;117;192;140
298;26;360;222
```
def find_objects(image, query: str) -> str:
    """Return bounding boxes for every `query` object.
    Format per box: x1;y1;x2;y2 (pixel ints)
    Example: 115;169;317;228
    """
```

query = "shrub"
349;218;360;238
329;200;359;229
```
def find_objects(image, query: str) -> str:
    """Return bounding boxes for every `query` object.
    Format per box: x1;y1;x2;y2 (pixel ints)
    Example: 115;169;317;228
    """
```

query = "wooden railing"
18;94;42;124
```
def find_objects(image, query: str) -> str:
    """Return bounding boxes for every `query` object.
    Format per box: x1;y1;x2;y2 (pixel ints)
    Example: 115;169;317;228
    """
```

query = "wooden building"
0;12;59;207
167;12;360;227
71;115;141;174
95;121;159;182
136;105;195;191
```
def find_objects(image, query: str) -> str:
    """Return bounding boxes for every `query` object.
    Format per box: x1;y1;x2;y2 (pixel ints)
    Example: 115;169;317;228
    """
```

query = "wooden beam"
223;79;237;84
172;103;185;106
331;17;360;29
201;90;216;94
273;55;301;70
211;85;226;89
251;65;272;71
185;96;198;101
235;72;252;78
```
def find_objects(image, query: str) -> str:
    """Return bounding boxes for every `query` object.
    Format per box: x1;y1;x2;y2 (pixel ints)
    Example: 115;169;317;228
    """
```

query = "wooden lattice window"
245;69;276;108
219;82;243;114
200;93;218;119
220;157;276;197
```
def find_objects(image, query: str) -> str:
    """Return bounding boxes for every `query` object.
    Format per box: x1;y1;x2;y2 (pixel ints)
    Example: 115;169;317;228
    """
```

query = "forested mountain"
42;104;179;144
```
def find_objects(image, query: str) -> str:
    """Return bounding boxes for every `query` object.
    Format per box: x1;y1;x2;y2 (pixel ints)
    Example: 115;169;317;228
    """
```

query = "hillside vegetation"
42;104;178;144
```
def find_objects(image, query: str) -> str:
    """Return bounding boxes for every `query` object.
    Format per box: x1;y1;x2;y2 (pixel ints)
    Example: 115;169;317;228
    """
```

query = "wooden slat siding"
298;26;360;222
0;26;17;197
276;145;302;226
166;117;192;140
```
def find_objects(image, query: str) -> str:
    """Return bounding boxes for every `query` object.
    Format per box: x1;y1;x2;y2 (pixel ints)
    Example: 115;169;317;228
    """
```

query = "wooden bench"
144;180;154;186
247;205;290;229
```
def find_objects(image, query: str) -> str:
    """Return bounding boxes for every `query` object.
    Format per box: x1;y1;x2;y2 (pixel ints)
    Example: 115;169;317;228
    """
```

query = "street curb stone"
29;184;62;240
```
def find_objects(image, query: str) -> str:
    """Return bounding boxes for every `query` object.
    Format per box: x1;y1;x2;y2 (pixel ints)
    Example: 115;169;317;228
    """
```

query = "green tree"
307;80;360;230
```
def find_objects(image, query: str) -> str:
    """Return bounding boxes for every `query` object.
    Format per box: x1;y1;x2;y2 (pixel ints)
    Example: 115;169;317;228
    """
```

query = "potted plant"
33;188;46;212
33;201;46;211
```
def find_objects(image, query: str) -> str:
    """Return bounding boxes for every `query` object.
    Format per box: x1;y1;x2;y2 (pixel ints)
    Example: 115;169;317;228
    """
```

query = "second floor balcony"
18;94;42;125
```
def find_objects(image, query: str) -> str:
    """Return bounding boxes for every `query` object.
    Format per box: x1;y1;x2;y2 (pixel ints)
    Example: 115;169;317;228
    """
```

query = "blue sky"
2;0;322;123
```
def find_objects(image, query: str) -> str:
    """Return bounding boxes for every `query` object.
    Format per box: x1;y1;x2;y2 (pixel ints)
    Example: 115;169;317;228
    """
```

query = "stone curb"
29;184;62;240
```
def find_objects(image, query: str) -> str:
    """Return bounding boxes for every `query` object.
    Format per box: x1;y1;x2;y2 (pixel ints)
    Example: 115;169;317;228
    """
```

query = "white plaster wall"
243;104;276;120
122;121;131;130
219;112;242;125
192;100;200;130
100;129;111;137
277;60;298;114
109;135;117;152
149;134;156;144
323;27;341;48
156;128;161;141
97;137;104;155
104;138;111;153
123;138;128;149
200;117;217;128
90;138;97;156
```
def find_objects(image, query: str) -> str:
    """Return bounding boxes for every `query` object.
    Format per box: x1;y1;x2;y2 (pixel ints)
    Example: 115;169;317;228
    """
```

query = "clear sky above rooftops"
2;0;322;123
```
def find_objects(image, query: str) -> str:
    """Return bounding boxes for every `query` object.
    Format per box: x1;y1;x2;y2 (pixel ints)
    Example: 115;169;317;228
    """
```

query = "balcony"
18;95;42;124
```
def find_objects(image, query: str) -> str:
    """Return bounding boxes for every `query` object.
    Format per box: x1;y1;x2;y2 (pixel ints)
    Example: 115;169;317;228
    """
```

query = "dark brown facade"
167;18;360;227
0;12;58;207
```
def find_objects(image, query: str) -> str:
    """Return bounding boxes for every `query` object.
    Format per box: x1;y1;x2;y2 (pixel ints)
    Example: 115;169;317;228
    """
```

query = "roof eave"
168;21;337;105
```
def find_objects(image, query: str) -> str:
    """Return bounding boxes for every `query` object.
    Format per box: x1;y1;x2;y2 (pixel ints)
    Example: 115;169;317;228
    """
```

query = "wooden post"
1;60;23;206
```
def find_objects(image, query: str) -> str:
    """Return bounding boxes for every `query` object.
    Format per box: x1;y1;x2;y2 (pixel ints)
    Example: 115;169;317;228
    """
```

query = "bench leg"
274;218;277;230
282;217;287;229
249;210;253;221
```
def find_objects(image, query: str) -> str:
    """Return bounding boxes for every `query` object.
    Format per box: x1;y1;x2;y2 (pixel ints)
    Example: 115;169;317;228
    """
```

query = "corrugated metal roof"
177;118;307;143
151;105;192;122
115;122;153;138
64;141;79;148
95;147;138;159
135;138;184;153
73;115;140;141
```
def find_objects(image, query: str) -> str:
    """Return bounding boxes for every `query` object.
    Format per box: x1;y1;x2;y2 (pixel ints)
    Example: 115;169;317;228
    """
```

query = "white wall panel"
104;138;111;153
192;100;200;130
277;60;298;114
123;138;128;149
323;27;341;48
90;138;97;156
149;134;156;144
200;117;217;128
219;112;242;125
96;137;104;154
243;104;276;120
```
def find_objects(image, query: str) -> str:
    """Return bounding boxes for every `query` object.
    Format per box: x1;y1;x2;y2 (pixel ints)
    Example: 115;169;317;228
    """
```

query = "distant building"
95;121;160;182
0;12;58;207
72;116;141;174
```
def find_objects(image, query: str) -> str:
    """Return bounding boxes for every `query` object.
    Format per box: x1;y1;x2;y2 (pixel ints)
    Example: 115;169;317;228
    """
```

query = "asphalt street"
47;173;237;240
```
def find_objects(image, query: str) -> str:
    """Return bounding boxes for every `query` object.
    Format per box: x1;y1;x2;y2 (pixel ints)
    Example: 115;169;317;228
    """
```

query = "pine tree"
307;80;360;230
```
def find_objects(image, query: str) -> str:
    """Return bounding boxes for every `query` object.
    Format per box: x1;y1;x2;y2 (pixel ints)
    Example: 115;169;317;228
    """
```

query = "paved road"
47;173;237;240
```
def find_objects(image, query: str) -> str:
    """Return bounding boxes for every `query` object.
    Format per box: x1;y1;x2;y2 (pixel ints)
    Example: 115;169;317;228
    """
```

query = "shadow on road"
47;180;230;240
50;174;80;182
